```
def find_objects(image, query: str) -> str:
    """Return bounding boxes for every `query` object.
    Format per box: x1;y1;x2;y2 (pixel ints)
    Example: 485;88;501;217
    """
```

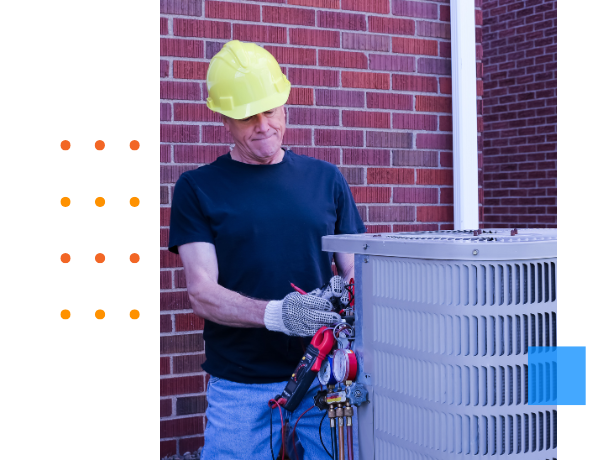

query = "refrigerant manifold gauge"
332;349;357;382
317;355;336;386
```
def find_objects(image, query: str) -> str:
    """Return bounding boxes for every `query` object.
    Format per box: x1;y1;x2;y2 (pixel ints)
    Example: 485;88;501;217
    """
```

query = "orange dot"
95;197;105;207
61;140;71;150
130;140;140;150
95;309;105;319
95;140;105;150
130;197;140;207
61;197;71;207
61;253;71;263
130;309;140;319
95;253;105;263
130;253;140;263
61;309;71;319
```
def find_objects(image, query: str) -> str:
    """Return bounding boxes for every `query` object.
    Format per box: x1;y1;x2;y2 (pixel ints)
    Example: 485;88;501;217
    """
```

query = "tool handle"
310;326;335;372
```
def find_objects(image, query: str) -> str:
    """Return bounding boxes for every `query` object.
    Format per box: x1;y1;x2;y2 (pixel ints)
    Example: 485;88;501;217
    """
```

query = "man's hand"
264;291;341;337
307;275;350;306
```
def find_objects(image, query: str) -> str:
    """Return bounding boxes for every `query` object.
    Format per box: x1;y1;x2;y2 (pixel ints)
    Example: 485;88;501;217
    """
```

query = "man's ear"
221;114;231;133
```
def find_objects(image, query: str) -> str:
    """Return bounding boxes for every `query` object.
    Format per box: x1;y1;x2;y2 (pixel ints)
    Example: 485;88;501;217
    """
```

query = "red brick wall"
160;0;482;456
481;0;556;228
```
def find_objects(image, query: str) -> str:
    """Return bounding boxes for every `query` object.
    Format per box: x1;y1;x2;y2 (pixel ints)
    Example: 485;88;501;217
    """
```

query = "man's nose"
254;113;271;132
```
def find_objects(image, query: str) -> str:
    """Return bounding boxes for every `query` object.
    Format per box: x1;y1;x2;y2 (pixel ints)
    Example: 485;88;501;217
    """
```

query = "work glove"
307;275;350;307
264;278;347;336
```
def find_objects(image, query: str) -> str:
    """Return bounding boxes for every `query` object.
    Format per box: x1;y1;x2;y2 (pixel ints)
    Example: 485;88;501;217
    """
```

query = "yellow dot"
61;197;71;207
95;197;105;207
95;309;105;319
130;309;140;319
130;197;140;207
61;309;70;319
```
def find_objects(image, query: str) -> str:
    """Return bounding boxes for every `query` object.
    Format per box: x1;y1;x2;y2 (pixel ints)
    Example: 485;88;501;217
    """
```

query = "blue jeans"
200;375;333;459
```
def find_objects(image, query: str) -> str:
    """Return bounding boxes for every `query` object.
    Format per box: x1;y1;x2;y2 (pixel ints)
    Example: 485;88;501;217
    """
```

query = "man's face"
222;106;286;162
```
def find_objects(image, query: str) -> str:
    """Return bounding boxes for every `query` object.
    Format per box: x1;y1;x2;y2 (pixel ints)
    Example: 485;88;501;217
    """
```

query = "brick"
206;41;225;60
342;0;389;14
288;108;339;126
161;334;204;354
161;209;171;227
366;131;412;148
264;5;315;26
340;167;364;184
180;437;205;454
160;228;170;248
290;28;340;47
315;129;364;146
161;375;204;397
174;145;229;164
205;1;260;21
439;41;451;58
369;54;415;72
392;37;437;56
392;1;438;19
350;187;391;203
393;223;438;232
342;71;390;89
392;74;437;92
160;124;200;143
161;81;202;101
173;61;209;80
439;115;452;132
288;68;339;87
160;0;203;16
160;416;203;438
342;111;390;129
161;60;170;78
367;168;414;184
177;395;207;416
368;16;415;35
161;291;191;311
393;113;437;131
283;128;313;145
418;57;451;75
318;11;367;31
293;147;341;164
369;206;416;222
161;440;176;458
392;150;437;167
265;46;316;66
160;38;203;58
416;95;452;113
161;145;171;164
367;92;412;110
174;354;207;374
316;89;364;107
174;269;187;288
417;169;453;185
416;133;452;150
344;149;390;166
319;50;368;69
393;187;438;203
289;0;339;7
161;314;173;333
174;103;221;122
161;103;172;121
160;357;171;375
417;21;451;39
173;19;231;39
161;399;172;417
175;313;205;332
439;77;452;94
288;87;314;105
161;17;169;35
342;32;389;51
202;125;233;144
366;224;391;233
417;206;453;222
233;23;287;44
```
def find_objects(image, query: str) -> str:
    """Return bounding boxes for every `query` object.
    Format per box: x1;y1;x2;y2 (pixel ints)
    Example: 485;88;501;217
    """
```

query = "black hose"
319;412;334;459
331;424;338;460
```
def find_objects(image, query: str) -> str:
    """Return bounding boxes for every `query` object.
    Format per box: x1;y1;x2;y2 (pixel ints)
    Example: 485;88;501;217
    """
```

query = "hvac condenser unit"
323;228;557;460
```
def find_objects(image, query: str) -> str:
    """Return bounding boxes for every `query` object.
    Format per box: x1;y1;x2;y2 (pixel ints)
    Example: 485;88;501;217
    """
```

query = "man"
168;40;365;459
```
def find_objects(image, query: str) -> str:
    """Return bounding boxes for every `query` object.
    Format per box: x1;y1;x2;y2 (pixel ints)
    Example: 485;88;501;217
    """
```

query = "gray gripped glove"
263;276;349;337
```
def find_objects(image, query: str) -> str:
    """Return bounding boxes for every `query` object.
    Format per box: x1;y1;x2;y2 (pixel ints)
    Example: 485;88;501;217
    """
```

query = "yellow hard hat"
206;40;291;119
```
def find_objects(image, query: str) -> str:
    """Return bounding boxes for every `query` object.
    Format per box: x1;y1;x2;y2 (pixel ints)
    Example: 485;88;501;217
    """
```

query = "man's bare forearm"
187;279;268;328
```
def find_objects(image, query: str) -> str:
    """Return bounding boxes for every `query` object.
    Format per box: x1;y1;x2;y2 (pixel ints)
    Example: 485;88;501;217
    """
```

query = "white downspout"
450;0;479;230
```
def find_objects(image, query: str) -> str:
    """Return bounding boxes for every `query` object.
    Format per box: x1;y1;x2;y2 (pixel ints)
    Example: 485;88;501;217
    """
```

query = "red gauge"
332;349;358;383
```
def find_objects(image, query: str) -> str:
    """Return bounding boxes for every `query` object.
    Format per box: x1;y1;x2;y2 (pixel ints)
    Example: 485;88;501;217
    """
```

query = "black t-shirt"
168;149;365;383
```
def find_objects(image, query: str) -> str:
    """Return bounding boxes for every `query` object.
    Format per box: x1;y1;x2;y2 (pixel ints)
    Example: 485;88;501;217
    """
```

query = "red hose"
291;406;315;460
269;399;286;460
347;424;354;460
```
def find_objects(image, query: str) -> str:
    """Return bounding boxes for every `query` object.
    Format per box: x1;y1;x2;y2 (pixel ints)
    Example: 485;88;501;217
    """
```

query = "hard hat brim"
208;83;291;120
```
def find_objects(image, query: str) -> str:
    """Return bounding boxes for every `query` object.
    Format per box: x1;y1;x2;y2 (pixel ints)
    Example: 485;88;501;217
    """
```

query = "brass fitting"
335;404;344;418
327;405;336;419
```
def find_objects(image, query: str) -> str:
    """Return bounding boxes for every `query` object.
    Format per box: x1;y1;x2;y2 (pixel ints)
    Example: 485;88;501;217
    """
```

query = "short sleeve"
168;173;214;254
334;171;366;235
